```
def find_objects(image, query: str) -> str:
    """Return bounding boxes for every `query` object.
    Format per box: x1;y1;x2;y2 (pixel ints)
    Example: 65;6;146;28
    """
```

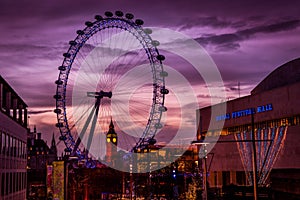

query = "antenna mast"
238;81;240;98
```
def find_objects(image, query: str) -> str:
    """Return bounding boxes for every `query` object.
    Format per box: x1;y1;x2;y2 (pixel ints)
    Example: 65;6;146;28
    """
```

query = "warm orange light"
112;138;117;143
106;138;111;143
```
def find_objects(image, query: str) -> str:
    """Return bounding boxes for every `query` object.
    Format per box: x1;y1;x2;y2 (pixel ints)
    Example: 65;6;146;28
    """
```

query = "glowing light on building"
235;126;288;185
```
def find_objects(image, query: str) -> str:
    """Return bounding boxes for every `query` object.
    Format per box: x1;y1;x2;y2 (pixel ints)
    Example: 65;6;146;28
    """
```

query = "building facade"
197;58;300;197
27;128;58;199
0;75;28;200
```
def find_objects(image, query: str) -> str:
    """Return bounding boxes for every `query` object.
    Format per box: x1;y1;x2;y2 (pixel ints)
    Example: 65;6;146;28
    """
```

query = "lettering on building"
216;104;273;121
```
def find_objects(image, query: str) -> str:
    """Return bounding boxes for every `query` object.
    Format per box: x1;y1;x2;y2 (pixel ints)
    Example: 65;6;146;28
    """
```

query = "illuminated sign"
216;104;273;121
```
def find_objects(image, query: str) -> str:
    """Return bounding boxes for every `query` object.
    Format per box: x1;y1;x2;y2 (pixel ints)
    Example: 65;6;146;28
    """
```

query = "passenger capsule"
155;123;163;129
53;94;62;99
55;80;63;85
152;40;160;46
160;71;168;77
63;53;71;58
159;106;167;112
156;55;165;61
148;138;156;145
76;30;84;35
69;40;77;46
135;19;144;25
144;28;152;34
58;66;66;71
55;123;63;127
160;87;169;94
95;15;103;21
104;11;113;17
125;13;134;19
59;135;67;141
85;21;93;27
53;108;61;114
115;11;123;17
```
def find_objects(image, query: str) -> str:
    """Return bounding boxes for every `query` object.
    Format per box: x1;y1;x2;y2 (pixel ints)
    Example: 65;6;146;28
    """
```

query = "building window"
13;137;16;157
0;132;3;155
236;171;246;185
6;134;9;156
2;89;7;113
10;172;13;194
0;132;2;155
17;139;20;158
222;171;230;186
5;173;9;195
10;136;13;156
1;173;4;196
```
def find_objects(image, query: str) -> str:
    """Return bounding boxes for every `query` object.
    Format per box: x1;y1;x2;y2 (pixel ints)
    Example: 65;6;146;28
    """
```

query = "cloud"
195;19;300;51
180;16;232;30
0;43;64;62
231;15;266;28
28;109;53;115
1;75;57;108
238;19;300;37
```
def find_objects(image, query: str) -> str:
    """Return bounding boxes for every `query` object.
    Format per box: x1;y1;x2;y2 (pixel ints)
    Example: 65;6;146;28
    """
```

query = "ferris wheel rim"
54;11;168;158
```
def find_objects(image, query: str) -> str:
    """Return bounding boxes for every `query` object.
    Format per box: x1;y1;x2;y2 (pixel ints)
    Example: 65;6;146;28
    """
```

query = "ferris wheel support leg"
86;102;100;151
78;106;96;141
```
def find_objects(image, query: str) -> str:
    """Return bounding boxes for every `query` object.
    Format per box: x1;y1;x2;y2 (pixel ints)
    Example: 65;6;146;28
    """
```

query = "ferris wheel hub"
87;91;112;99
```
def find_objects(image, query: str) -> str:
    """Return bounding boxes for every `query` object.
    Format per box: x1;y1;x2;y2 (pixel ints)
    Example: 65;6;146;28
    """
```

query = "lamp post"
251;109;258;200
203;144;208;200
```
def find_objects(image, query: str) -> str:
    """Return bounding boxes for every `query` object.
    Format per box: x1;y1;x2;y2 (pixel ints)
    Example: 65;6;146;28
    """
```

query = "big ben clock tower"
106;118;118;165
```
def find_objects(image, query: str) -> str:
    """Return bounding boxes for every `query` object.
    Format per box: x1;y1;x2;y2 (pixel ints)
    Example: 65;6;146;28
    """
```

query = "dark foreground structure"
0;76;28;200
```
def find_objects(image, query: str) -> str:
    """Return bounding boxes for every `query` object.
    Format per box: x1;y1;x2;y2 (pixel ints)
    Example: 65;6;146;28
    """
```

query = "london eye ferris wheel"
54;11;168;166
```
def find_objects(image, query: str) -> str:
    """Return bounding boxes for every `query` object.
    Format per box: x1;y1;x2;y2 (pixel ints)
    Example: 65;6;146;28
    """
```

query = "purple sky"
1;0;300;151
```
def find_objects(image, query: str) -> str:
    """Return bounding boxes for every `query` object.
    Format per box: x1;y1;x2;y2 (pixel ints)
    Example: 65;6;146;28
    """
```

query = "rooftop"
251;58;300;94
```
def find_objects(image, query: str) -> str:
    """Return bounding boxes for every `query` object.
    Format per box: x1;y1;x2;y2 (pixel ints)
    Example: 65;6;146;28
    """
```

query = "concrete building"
0;75;28;200
197;58;300;198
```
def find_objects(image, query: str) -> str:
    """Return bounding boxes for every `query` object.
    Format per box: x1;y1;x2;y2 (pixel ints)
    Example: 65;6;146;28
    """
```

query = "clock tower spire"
106;118;118;166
